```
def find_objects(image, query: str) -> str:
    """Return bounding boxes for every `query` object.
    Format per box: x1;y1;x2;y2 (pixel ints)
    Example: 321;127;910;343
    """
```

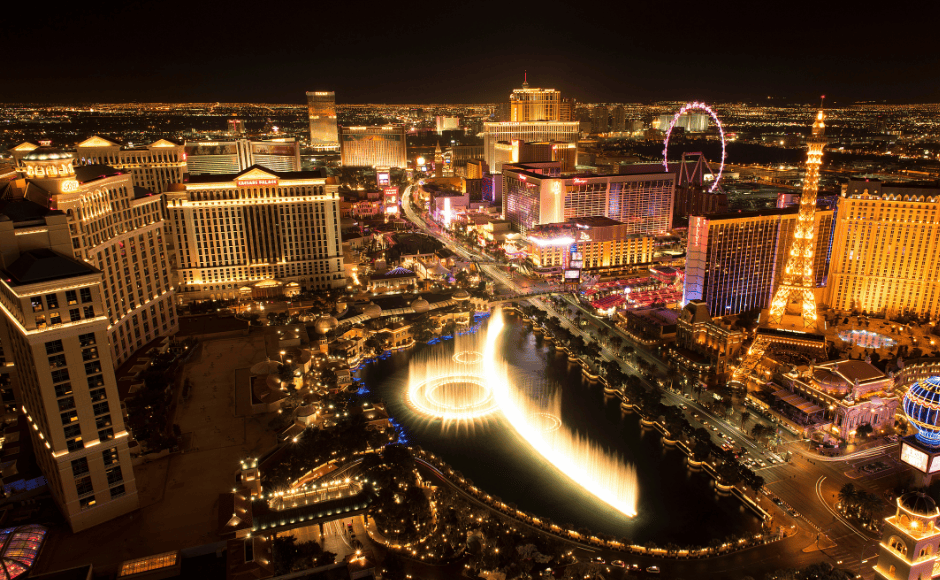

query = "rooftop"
184;165;324;184
2;249;98;286
74;164;123;184
0;198;61;224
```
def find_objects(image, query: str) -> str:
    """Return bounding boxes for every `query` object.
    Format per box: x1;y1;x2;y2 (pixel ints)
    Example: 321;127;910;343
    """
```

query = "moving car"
611;560;625;567
647;566;661;574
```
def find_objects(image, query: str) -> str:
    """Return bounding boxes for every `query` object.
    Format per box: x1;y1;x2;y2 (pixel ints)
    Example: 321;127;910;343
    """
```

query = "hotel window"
54;382;73;398
65;424;83;451
66;290;78;305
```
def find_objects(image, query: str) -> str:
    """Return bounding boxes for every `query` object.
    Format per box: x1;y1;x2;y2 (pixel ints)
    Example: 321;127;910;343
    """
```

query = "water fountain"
406;309;638;517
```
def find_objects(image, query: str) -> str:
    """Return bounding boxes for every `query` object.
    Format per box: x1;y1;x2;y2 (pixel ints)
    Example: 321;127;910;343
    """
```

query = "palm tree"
838;483;857;511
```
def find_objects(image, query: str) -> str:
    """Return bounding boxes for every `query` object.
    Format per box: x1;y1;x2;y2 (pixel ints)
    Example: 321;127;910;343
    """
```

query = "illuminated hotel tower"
8;148;177;367
766;106;827;331
510;75;560;122
0;201;138;532
306;91;339;151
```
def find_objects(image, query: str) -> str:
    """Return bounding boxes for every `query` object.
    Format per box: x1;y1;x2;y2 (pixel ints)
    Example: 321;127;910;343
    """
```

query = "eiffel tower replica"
731;103;830;387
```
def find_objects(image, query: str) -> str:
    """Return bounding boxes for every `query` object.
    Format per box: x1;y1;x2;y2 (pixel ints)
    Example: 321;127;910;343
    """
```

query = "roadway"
399;184;888;578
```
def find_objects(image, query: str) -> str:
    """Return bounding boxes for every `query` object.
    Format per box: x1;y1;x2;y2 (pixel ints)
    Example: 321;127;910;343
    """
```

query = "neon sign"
60;180;79;193
237;179;278;187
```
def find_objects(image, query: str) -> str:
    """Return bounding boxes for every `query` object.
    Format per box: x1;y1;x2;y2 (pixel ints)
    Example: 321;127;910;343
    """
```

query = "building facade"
525;216;654;274
482;122;579;171
502;162;675;237
510;85;560;122
825;179;940;318
674;300;746;376
9;149;177;367
0;234;138;531
72;136;186;194
184;139;301;175
306;91;339;150
684;207;833;317
874;492;940;580
165;166;345;302
340;126;407;168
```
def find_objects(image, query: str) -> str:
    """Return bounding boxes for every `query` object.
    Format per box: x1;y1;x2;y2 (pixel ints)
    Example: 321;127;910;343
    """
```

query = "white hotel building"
165;166;345;301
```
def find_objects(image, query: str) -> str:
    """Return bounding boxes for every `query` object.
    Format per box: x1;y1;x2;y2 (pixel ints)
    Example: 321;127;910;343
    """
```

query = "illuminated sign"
930;455;940;474
236;179;278;187
39;140;52;146
902;443;929;472
573;178;587;184
377;171;390;186
564;269;581;281
60;180;79;193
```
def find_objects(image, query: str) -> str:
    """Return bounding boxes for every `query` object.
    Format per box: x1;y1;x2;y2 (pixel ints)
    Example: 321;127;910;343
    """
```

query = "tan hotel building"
13;137;187;195
5;148;177;367
165;166;345;301
340;125;407;168
825;179;940;318
0;202;138;532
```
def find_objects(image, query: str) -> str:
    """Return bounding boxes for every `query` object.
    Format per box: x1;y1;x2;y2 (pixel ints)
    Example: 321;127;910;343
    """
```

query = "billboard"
901;443;929;472
377;171;391;186
251;143;297;157
564;269;581;281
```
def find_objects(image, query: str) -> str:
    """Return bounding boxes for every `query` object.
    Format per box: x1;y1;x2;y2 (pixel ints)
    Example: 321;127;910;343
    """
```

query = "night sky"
5;1;937;104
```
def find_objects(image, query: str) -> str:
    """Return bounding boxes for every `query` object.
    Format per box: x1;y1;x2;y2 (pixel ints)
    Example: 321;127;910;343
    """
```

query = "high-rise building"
466;160;486;179
70;136;186;194
559;98;576;122
502;162;675;236
227;118;246;136
612;106;626;133
683;207;834;317
482;122;579;171
825;179;940;318
184;139;301;175
767;108;826;331
306;91;339;151
165;166;345;301
340;126;408;168
435;116;459;134
0;200;138;532
592;106;608;134
7;148;178;367
510;78;560;122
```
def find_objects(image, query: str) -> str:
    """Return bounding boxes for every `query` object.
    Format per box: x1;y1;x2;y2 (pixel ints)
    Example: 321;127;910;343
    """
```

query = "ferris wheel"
661;101;726;193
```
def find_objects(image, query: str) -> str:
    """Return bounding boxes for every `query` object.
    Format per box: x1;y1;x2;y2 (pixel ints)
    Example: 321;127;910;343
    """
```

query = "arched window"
920;545;933;559
888;565;896;578
889;535;907;556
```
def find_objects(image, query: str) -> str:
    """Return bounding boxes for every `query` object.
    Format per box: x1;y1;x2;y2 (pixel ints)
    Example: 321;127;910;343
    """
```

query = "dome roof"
22;147;72;162
363;303;382;318
0;524;47;580
812;367;852;394
904;376;940;447
410;297;429;314
314;315;338;335
899;491;938;516
453;289;470;301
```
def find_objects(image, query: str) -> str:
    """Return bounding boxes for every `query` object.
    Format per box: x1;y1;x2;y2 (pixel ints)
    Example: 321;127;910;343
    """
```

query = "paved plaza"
35;332;278;575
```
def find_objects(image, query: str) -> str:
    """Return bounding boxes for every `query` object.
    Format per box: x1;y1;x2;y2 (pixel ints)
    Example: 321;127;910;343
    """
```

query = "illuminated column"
767;106;827;331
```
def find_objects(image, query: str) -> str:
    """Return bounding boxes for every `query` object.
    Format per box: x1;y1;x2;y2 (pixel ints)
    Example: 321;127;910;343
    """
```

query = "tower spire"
766;101;827;331
522;70;528;89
